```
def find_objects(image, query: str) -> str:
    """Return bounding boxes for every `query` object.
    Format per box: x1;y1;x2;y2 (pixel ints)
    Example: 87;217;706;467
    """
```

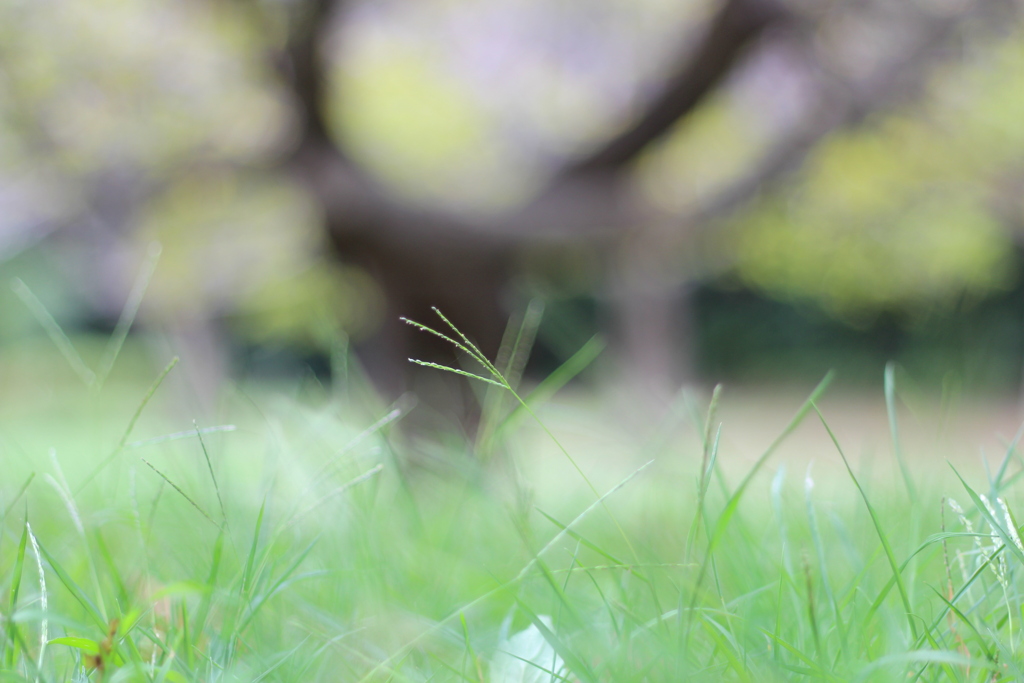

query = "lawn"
1;319;1023;682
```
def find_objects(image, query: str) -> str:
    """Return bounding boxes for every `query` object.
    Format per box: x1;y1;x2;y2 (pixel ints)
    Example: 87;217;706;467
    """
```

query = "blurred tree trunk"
276;0;788;395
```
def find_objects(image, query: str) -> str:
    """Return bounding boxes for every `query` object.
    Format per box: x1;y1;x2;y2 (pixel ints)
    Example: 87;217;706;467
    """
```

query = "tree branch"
558;0;791;179
285;0;344;154
276;0;796;243
685;0;993;231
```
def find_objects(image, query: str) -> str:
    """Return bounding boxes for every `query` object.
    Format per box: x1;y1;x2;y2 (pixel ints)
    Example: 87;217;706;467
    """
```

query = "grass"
2;309;1024;681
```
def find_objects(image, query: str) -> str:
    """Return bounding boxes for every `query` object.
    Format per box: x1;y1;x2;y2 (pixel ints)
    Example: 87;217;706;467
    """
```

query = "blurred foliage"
2;0;1024;367
722;32;1024;316
331;0;699;211
637;98;767;214
695;269;1024;391
0;0;378;351
139;173;318;316
333;43;510;210
232;259;384;347
0;0;284;170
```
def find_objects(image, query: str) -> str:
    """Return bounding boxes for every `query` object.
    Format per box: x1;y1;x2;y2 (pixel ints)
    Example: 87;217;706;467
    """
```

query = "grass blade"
681;374;831;653
75;356;179;494
805;466;847;660
515;599;596;683
686;395;722;565
357;459;653;682
476;301;545;453
242;500;266;599
492;334;605;442
238;538;320;633
126;425;236;450
192;531;224;642
4;523;29;669
285;465;383;530
11;278;96;387
534;509;643;582
140;459;219;529
94;241;162;388
815;404;918;641
194;422;229;528
33;538;104;631
708;373;832;557
116;356;180;452
1;473;34;521
948;465;1024;567
884;362;916;501
25;523;49;678
514;459;654;584
991;418;1024;492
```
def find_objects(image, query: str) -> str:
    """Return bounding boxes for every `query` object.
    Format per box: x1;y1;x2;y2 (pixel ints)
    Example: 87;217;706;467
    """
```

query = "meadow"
2;313;1024;682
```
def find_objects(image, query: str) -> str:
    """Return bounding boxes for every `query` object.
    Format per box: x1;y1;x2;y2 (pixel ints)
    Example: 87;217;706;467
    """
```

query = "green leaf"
35;540;106;630
949;465;1024;567
47;636;99;655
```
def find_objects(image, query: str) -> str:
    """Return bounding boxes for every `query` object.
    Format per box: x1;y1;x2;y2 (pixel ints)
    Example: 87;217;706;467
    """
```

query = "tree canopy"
1;0;1022;386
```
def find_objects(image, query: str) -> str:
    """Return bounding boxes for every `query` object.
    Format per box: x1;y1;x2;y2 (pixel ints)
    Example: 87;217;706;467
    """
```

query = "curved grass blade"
11;278;96;387
4;523;28;669
1;473;34;521
140;459;219;529
25;523;48;677
76;356;179;494
46;637;99;656
95;242;162;389
476;301;546;452
861;532;985;626
685;373;832;641
805;466;847;660
35;536;107;630
357;459;653;682
949;464;1024;567
285;464;383;530
709;374;832;557
492;333;605;442
815;404;917;641
194;422;229;528
515;599;596;683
